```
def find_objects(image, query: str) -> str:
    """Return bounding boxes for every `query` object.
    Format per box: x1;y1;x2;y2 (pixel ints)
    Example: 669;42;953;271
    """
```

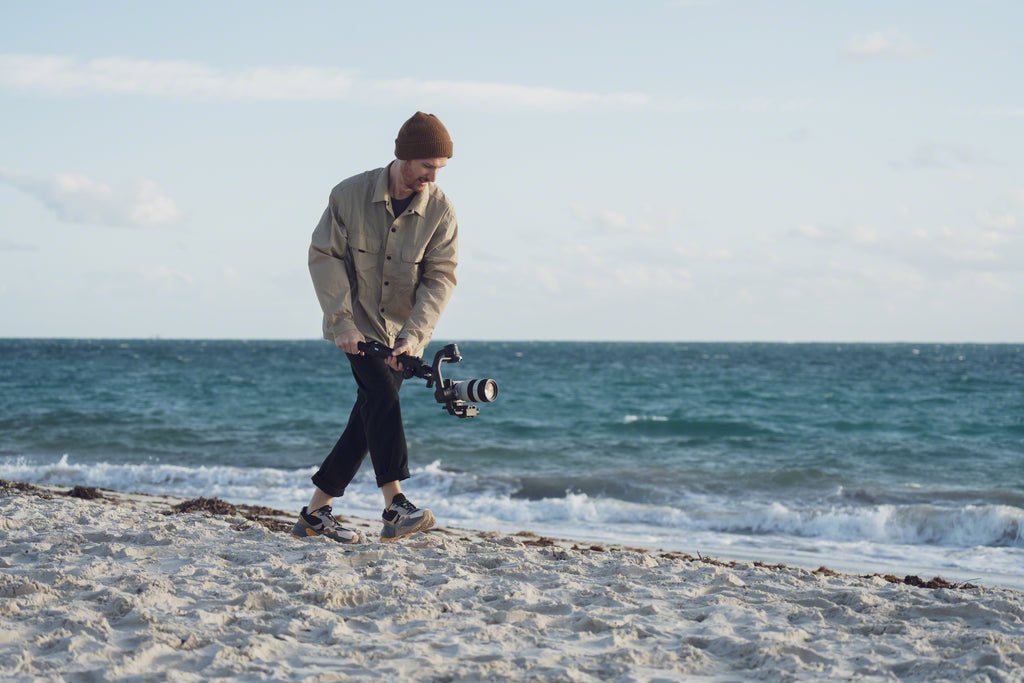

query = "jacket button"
384;281;389;286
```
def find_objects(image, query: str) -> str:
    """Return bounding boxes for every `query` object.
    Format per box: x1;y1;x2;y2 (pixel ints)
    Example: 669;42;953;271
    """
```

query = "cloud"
533;265;562;294
370;79;648;111
570;205;654;234
792;224;825;241
543;259;692;297
844;30;927;59
892;142;993;170
0;240;37;252
674;246;736;263
0;54;356;101
0;168;182;227
787;127;810;143
790;214;1021;270
973;107;1024;118
140;266;196;290
612;264;692;291
975;210;1017;233
790;223;882;247
660;95;822;115
0;54;649;111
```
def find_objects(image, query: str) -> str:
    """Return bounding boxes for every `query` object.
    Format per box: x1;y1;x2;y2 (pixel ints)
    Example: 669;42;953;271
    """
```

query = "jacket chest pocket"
385;233;428;299
397;215;430;265
349;232;381;272
392;241;425;296
400;240;426;265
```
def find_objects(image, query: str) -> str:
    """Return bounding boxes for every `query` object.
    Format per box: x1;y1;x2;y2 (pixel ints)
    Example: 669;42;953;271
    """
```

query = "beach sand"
2;482;1022;682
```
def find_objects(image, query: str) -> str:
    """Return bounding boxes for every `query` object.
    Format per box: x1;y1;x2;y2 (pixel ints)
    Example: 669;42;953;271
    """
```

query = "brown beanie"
394;112;453;160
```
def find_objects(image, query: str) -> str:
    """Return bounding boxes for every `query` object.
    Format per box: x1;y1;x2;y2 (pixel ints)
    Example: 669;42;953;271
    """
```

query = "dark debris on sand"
164;497;298;534
65;486;105;500
880;574;978;590
0;479;51;498
1;480;110;501
511;536;980;591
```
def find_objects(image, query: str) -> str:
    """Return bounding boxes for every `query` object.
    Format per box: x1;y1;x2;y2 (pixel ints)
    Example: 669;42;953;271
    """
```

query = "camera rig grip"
356;340;433;381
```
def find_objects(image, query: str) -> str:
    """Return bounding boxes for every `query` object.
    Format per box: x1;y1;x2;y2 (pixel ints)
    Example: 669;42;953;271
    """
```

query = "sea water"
1;339;1021;589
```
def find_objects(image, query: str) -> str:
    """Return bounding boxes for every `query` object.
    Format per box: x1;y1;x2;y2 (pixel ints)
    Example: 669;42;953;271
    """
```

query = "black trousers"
311;353;410;497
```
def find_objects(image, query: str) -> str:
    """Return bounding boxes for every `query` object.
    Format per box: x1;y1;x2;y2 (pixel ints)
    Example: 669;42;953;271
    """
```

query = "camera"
357;341;498;418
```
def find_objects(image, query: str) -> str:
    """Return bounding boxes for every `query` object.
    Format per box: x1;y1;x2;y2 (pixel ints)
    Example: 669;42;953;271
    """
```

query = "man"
293;112;458;544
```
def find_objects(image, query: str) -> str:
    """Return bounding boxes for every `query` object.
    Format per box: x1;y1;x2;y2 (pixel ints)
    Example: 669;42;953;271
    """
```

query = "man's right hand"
335;329;366;355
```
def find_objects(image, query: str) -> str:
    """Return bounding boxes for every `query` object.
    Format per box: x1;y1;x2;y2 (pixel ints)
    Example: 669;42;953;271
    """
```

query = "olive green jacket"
309;163;458;354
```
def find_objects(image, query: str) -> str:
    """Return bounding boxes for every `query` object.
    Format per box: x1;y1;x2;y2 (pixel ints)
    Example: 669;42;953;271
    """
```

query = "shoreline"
1;479;987;592
3;480;1023;681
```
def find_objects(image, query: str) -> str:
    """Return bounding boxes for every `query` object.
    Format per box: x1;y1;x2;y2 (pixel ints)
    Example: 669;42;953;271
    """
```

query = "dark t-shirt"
391;193;416;219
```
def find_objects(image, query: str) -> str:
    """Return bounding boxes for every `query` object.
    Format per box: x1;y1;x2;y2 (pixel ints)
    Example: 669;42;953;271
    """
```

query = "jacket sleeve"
398;207;458;352
308;199;358;339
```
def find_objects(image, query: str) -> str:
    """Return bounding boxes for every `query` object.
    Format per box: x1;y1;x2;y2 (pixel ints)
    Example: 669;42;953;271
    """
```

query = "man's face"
400;158;447;193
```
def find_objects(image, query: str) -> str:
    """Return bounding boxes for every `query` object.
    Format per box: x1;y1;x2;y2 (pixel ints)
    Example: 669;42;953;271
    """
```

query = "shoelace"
316;506;342;527
394;498;418;514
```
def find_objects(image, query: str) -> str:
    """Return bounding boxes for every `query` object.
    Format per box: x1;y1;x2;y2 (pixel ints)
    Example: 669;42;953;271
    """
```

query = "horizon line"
2;336;1022;346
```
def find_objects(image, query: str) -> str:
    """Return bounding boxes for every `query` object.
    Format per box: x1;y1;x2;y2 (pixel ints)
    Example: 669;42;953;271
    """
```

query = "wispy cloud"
0;240;37;252
0;54;649;111
369;78;648;111
791;223;885;248
790;213;1021;270
0;168;182;227
0;54;356;101
910;143;990;168
570;205;654;234
972;106;1024;118
140;266;196;290
888;142;995;171
526;259;694;297
669;0;725;7
844;30;927;59
660;95;822;115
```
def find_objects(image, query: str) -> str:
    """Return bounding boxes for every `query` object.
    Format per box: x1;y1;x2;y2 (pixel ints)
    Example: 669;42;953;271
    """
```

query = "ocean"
2;339;1022;589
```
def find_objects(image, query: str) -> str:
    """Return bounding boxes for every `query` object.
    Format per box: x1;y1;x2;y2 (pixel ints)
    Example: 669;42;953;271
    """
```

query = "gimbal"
357;341;498;418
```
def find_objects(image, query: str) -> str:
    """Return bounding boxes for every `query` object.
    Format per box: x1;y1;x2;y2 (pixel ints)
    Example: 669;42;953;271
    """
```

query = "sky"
1;0;1022;343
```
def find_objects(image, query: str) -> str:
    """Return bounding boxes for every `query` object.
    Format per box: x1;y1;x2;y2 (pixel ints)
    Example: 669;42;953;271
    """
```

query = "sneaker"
291;505;360;544
381;493;435;541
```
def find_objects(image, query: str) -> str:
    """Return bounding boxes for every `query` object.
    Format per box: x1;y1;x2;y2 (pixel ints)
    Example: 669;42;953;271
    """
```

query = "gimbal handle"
356;341;433;380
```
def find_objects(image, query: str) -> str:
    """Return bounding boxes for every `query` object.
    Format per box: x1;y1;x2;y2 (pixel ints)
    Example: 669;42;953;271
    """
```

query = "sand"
2;482;1023;682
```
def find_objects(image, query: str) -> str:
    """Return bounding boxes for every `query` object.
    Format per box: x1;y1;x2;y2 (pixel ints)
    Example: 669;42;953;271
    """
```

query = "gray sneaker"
291;505;360;544
381;493;435;541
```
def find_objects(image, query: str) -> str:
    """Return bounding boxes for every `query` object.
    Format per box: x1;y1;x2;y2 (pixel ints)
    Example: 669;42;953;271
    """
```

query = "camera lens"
452;379;498;403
